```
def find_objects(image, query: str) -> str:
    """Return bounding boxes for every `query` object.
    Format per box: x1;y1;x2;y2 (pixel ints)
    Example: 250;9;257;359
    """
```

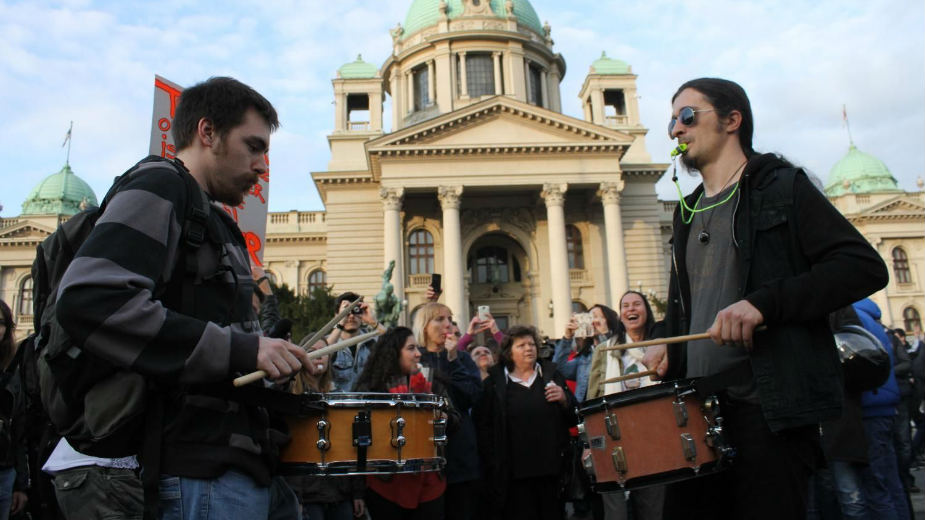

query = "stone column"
427;60;435;106
542;183;571;336
492;52;503;95
390;72;401;129
333;91;345;132
380;187;405;304
540;69;549;108
458;52;469;98
599;181;628;306
406;70;414;112
438;186;467;323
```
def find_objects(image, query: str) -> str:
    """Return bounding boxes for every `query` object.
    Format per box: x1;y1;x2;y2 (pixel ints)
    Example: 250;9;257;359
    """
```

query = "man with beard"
326;291;385;392
57;77;311;519
643;78;888;519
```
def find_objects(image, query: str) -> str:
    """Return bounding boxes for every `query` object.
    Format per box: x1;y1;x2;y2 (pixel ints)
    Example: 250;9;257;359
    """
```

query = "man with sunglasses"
643;78;888;519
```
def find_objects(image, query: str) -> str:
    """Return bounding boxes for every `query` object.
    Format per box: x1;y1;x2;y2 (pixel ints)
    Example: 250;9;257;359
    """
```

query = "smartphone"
431;273;442;293
477;305;490;321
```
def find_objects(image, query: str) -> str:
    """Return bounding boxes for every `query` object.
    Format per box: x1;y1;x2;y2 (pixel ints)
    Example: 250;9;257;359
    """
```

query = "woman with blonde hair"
412;303;481;520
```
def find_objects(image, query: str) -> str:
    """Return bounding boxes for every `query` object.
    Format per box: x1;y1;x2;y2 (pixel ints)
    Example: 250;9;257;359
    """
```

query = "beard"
681;152;701;173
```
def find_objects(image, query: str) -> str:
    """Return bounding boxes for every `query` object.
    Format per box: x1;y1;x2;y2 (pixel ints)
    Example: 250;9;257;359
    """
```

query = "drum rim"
279;456;445;476
578;378;698;415
316;392;446;408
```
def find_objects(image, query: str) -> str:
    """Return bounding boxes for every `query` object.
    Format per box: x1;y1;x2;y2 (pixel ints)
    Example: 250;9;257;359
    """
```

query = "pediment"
366;97;636;179
369;97;634;148
0;221;55;240
864;196;925;217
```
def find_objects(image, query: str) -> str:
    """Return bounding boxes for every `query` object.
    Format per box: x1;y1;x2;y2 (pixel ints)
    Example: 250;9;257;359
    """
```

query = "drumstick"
601;369;658;385
298;297;363;349
233;329;382;387
596;325;767;352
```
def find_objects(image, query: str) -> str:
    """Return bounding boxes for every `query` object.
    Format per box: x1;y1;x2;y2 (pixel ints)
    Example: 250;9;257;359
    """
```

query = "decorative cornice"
265;234;327;244
541;183;568;207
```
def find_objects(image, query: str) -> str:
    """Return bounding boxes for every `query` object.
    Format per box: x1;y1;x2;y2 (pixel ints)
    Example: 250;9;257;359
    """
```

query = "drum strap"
691;360;752;398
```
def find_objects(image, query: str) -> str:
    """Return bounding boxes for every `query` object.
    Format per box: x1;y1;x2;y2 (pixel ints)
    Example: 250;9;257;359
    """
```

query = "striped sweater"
57;156;277;484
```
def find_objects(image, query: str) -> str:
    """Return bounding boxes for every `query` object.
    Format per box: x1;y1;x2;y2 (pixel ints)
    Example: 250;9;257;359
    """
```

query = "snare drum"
280;393;447;476
577;379;733;491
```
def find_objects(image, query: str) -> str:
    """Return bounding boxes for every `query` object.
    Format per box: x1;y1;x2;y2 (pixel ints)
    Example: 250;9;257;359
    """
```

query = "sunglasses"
668;106;714;137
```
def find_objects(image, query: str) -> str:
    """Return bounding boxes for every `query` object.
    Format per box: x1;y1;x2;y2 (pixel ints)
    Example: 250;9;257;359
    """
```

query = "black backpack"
32;156;209;458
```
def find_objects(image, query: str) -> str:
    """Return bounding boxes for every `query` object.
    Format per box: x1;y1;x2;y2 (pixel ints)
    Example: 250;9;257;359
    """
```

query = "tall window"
307;270;326;296
572;301;588;313
473;246;509;284
413;66;429;111
566;225;584;269
904;307;921;333
892;247;911;284
408;230;435;275
526;62;543;107
18;276;33;316
459;53;495;97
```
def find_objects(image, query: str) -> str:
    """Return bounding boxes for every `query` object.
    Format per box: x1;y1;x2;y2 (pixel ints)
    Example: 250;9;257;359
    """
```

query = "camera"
351;305;364;315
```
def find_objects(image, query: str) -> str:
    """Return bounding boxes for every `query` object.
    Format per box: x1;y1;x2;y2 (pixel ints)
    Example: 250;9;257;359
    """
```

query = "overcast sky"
1;0;922;215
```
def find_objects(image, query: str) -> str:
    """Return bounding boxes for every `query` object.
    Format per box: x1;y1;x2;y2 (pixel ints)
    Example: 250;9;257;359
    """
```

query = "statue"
374;260;404;328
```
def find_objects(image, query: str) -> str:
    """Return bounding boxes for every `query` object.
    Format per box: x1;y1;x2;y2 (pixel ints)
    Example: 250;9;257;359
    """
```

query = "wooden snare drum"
280;393;447;475
577;379;733;491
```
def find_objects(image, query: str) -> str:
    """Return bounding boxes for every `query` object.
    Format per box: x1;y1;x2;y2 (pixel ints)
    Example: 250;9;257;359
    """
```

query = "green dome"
824;144;900;197
402;0;543;40
590;51;630;74
337;54;378;79
22;163;98;216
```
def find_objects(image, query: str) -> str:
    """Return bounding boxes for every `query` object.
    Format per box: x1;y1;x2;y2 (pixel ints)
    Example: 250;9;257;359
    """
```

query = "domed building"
825;143;924;332
274;0;669;334
0;162;99;334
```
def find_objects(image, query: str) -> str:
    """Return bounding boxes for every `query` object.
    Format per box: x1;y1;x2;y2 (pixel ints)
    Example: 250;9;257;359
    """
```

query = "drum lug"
611;446;627;476
353;410;372;471
680;433;697;462
701;395;720;417
604;412;621;440
391;416;407;449
673;399;688;427
316;419;331;453
432;416;448;446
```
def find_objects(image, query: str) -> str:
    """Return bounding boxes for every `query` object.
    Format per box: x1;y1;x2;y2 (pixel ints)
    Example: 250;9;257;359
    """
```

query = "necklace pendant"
698;230;710;244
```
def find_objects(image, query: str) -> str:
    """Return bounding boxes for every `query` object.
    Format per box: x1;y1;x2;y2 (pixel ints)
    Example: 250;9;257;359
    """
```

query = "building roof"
337;54;379;79
402;0;544;40
825;144;901;197
590;51;630;74
21;163;98;216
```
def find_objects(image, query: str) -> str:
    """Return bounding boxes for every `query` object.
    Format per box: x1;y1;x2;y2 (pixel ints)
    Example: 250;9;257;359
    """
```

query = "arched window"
892;247;911;284
307;270;327;297
904;307;921;333
408;230;435;275
18;276;33;316
473;246;509;284
572;301;588;313
566;225;584;269
458;53;495;97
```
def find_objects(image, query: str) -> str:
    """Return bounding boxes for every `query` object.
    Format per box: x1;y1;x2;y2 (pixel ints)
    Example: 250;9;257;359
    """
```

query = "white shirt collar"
504;363;542;387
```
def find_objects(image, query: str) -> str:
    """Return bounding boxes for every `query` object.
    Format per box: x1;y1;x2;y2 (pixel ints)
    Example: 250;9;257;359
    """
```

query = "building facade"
1;0;922;342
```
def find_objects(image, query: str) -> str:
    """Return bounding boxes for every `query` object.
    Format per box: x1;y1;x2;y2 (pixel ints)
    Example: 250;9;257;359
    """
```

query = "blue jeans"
860;416;909;520
0;467;14;520
808;461;868;520
158;470;269;520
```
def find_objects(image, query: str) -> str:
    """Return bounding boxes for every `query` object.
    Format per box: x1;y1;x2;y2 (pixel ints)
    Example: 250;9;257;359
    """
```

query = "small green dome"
22;163;99;216
824;144;900;197
337;54;379;79
402;0;543;40
590;51;630;75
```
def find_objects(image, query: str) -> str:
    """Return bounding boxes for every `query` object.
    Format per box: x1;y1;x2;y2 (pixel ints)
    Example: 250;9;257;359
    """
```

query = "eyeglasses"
668;106;714;137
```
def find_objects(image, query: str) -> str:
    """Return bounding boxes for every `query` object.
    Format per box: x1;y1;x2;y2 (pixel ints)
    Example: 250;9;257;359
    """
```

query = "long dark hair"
352;327;414;392
0;300;14;369
576;304;620;355
672;78;755;158
614;291;656;344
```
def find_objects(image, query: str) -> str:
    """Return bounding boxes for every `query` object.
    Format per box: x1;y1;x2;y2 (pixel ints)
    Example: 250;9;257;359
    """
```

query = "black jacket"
474;360;577;516
662;153;889;432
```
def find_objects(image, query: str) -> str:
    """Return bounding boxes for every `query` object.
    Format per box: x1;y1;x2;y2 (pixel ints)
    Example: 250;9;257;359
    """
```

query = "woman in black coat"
474;325;577;520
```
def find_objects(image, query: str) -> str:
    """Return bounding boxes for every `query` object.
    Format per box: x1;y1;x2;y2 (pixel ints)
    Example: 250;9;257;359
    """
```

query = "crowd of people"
0;75;920;520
